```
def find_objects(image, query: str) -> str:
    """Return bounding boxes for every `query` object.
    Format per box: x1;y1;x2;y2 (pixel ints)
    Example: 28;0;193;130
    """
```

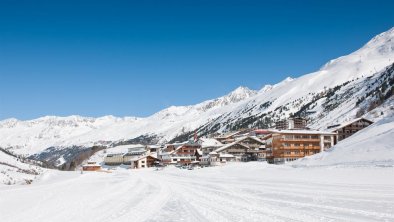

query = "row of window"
180;149;197;153
172;158;197;161
284;150;319;155
283;143;319;147
282;135;320;140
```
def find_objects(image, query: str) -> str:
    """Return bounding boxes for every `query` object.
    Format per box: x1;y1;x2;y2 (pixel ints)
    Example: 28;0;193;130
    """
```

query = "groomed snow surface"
0;163;393;222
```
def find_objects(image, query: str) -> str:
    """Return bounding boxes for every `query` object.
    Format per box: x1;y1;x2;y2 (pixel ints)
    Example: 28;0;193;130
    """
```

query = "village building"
127;154;159;169
201;151;236;166
161;141;201;165
275;117;308;130
122;145;147;164
214;136;265;162
327;118;373;142
214;131;241;144
198;138;224;156
82;161;101;171
250;129;271;138
146;144;163;153
214;129;255;144
103;144;159;168
264;130;337;164
104;153;124;165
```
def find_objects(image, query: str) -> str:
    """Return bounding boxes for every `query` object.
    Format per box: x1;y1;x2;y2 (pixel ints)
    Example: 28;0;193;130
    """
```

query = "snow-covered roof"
215;142;250;153
235;136;265;144
113;144;145;149
106;153;124;157
82;162;101;167
198;138;223;147
152;153;160;159
106;144;145;154
215;131;240;139
327;118;373;131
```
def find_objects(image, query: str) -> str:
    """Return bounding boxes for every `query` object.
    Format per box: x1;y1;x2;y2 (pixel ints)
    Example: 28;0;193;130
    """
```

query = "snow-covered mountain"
1;27;394;165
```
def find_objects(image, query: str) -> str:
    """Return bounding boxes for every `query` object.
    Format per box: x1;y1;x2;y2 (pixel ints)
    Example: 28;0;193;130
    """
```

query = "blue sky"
1;0;394;120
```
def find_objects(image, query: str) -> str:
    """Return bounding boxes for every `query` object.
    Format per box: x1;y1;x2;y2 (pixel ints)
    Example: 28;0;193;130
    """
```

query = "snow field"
0;163;393;222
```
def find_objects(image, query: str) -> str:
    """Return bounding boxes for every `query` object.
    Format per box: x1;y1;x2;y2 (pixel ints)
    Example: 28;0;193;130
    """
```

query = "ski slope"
0;163;393;222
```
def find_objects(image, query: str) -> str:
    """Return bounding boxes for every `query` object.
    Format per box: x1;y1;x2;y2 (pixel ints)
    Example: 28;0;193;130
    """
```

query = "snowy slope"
1;27;394;158
0;150;42;185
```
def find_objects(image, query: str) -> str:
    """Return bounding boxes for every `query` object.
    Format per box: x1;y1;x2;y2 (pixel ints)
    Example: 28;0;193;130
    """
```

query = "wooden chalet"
161;142;201;165
214;136;265;162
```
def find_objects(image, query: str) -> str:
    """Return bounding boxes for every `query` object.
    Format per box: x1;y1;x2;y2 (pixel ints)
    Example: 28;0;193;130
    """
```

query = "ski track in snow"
1;163;393;222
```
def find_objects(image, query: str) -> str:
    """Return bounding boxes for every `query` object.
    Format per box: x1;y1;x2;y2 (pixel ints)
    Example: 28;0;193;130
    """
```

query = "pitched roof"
196;149;203;155
327;118;374;131
214;131;240;139
215;142;250;153
235;136;265;144
198;138;223;147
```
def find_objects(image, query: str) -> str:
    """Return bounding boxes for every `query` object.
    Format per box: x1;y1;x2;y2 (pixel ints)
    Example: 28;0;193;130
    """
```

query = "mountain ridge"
1;27;394;162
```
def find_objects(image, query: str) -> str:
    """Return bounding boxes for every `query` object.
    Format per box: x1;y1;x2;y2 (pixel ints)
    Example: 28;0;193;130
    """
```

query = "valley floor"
0;162;393;222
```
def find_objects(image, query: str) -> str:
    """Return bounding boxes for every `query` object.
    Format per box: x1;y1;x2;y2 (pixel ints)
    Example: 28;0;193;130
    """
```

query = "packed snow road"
0;163;393;222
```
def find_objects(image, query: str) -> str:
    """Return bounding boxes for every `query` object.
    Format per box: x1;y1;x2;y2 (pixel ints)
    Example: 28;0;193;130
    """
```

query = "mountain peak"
225;86;257;101
362;27;394;53
229;86;254;96
319;27;394;74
